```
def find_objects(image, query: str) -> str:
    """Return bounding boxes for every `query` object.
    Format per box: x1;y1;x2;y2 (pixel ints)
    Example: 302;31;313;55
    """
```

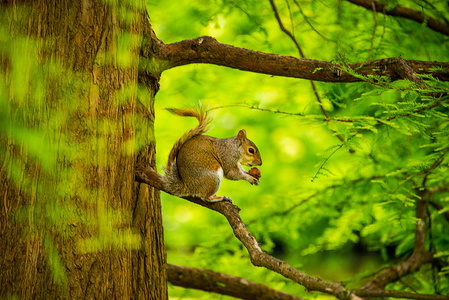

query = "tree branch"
354;289;449;300
167;264;305;300
346;0;449;36
134;163;360;300
156;36;449;82
135;164;448;300
167;264;449;300
391;57;429;87
268;0;305;58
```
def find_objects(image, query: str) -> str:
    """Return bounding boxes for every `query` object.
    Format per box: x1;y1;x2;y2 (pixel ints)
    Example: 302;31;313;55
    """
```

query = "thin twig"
268;0;305;57
208;104;305;117
210;95;447;124
346;0;449;36
292;0;339;43
368;1;378;60
268;0;350;147
311;144;344;182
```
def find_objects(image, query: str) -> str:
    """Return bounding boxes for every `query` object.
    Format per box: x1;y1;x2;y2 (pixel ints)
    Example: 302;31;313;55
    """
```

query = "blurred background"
148;0;448;298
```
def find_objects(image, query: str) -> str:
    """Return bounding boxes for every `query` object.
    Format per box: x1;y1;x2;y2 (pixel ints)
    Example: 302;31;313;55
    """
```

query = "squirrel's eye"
248;148;255;154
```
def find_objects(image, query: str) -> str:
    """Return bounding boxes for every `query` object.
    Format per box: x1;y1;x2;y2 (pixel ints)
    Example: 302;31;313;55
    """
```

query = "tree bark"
0;0;167;299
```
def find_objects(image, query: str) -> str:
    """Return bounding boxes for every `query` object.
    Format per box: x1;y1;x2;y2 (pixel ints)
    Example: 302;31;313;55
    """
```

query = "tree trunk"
0;0;167;299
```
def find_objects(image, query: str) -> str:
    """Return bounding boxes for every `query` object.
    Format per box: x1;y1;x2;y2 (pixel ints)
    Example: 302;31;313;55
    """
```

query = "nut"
248;167;261;180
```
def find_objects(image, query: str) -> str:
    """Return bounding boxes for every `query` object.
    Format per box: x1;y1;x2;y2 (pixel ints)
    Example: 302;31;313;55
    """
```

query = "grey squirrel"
161;106;262;203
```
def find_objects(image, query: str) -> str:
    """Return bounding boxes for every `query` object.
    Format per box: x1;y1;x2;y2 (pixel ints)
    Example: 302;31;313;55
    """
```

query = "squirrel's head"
237;129;262;167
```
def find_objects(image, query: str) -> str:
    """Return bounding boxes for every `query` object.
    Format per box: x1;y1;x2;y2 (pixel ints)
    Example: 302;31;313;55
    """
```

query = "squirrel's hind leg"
206;195;233;204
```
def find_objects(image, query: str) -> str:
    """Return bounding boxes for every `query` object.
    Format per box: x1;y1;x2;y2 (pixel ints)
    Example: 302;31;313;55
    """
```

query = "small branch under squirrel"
135;163;359;300
135;163;447;300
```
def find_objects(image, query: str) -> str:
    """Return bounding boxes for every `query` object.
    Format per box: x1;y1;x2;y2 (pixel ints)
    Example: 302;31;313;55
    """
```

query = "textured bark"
0;0;167;299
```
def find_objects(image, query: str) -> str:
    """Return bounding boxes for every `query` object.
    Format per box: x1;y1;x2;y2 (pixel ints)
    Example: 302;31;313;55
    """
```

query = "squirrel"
159;106;262;203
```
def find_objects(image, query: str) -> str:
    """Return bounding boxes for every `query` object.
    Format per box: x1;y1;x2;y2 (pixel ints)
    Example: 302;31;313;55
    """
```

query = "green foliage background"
1;0;448;299
148;0;449;298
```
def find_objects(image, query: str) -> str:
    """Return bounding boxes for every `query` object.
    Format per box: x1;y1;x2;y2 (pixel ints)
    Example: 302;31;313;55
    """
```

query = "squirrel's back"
163;106;219;199
165;106;212;170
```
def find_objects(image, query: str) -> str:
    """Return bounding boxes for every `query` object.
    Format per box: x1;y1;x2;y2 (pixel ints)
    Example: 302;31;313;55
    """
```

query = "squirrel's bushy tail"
166;105;211;169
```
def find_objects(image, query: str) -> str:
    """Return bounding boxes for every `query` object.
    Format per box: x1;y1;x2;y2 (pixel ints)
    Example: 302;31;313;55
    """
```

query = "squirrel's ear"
237;129;246;146
237;129;247;141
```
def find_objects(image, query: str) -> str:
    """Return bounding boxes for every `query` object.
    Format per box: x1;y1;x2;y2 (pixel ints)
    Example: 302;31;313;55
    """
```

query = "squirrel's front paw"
250;176;260;186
